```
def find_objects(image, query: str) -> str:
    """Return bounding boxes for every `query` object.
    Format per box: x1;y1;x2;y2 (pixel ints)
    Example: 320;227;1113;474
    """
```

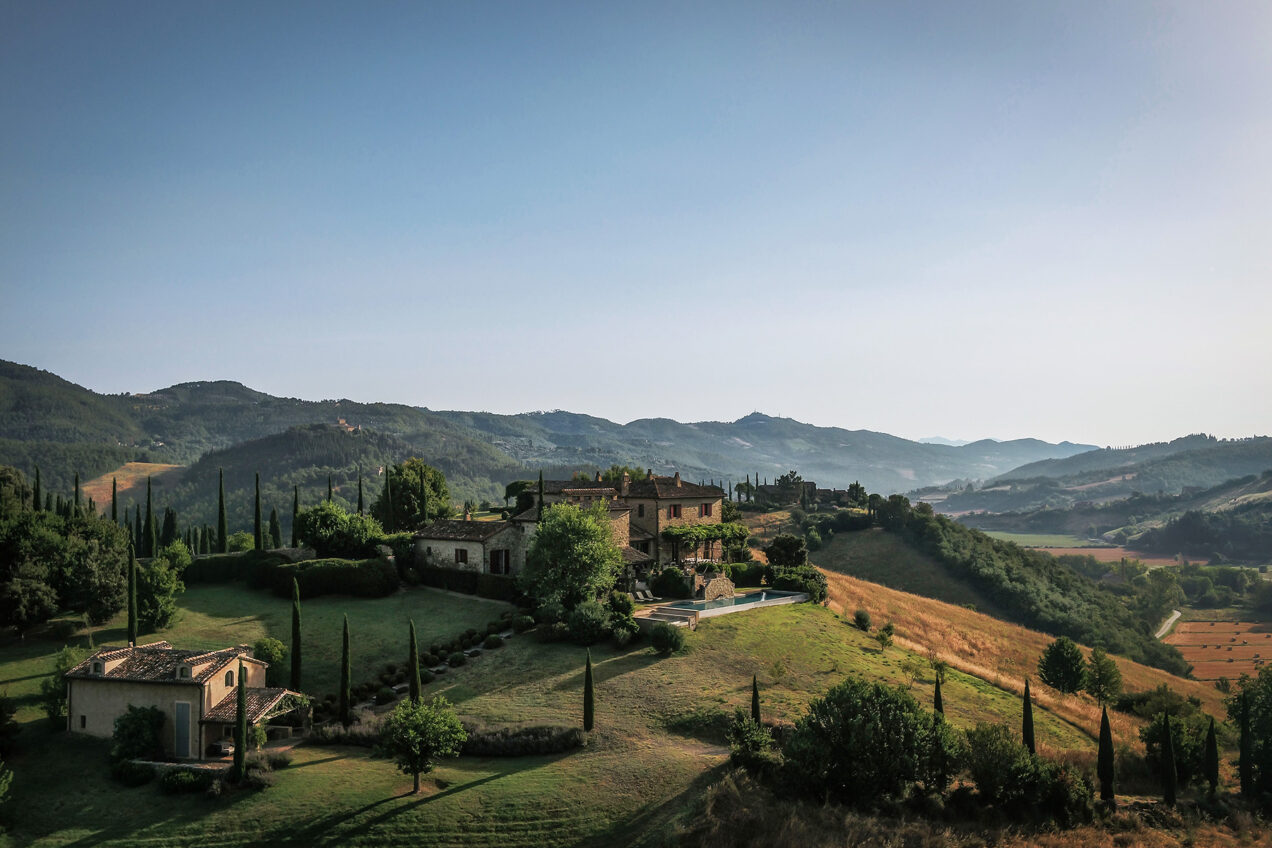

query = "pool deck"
635;590;808;630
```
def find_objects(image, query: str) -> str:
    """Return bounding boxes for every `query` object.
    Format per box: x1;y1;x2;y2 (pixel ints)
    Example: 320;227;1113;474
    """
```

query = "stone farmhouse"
414;471;724;578
64;641;306;760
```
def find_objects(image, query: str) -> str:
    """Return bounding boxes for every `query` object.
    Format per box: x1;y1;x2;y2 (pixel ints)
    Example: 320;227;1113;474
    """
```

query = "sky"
2;1;1269;447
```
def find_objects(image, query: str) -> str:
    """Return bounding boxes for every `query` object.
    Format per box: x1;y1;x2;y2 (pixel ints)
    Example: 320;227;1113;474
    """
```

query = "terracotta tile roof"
628;525;655;542
201;687;302;724
625;475;724;500
621;546;655;565
542;480;612;495
510;507;539;523
415;519;515;542
65;643;259;685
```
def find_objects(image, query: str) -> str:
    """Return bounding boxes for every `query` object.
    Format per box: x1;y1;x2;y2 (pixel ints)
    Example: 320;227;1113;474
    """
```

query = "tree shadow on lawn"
576;760;730;848
261;770;507;845
548;648;665;693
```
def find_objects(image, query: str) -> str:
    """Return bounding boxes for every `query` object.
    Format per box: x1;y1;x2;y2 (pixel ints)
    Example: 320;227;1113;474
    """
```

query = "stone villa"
413;471;725;578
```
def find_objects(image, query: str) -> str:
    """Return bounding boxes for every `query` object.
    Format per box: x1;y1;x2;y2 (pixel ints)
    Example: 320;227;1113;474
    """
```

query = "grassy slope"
811;527;1004;616
0;577;1239;846
819;567;1226;754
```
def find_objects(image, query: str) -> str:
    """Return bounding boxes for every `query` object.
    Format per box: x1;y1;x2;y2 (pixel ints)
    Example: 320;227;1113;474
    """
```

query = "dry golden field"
80;461;184;511
1165;620;1272;681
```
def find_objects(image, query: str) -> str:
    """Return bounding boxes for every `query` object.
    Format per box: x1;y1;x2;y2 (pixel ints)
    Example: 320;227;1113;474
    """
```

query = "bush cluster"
460;724;585;757
158;768;213;794
651;623;685;655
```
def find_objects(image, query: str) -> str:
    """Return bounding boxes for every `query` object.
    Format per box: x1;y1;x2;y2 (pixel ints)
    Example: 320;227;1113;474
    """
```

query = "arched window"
225;670;234;687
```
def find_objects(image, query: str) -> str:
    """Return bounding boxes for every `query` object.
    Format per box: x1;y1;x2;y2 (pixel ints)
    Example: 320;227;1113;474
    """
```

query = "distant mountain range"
920;434;1272;516
0;360;1101;511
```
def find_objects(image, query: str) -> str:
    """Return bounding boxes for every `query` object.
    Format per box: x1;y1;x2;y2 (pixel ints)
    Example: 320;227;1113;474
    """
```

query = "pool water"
665;590;802;612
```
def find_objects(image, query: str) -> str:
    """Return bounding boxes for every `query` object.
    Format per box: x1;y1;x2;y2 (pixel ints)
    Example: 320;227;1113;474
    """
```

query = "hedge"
461;724;584;757
418;566;518;602
184;550;289;585
262;558;399;599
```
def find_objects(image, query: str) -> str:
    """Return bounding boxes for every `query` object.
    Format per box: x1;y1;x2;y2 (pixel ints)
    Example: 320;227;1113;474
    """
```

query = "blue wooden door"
174;702;190;758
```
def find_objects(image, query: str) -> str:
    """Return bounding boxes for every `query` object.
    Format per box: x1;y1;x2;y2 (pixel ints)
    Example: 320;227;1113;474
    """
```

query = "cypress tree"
73;472;81;516
232;662;247;782
160;508;177;548
357;474;364;515
536;470;544;520
44;492;52;512
1240;690;1253;797
127;542;138;645
385;470;395;532
327;475;333;502
408;620;421;703
111;477;118;523
134;508;142;553
216;468;227;554
1022;679;1036;755
143;476;154;557
149;510;159;560
1203;716;1219;797
1098;705;1115;802
253;473;263;551
418;472;428;526
290;578;302;691
1162;713;1177;806
751;675;761;723
934;677;944;716
87;496;95;515
269;507;281;549
291;485;299;548
339;615;351;727
55;494;63;518
202;525;211;555
583;649;594;732
32;466;41;512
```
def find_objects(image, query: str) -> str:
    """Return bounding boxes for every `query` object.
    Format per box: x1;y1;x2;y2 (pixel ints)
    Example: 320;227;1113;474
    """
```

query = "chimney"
620;471;630;496
646;468;653;480
673;471;682;487
463;506;471;520
595;471;602;482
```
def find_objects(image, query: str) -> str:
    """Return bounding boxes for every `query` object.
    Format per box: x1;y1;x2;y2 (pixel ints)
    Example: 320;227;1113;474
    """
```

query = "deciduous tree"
520;503;622;609
376;696;466;794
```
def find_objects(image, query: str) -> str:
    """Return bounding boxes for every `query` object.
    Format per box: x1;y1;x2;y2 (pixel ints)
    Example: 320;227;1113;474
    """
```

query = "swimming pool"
664;589;806;614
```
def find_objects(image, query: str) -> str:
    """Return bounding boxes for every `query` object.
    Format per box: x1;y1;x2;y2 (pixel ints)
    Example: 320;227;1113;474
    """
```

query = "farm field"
1164;620;1272;681
80;461;185;511
0;577;1202;847
1032;545;1184;567
981;531;1103;548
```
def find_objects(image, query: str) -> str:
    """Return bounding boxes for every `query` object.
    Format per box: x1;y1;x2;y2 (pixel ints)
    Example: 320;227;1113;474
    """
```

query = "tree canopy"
520;502;623;609
296;500;384;559
371;458;450;532
376;695;467;793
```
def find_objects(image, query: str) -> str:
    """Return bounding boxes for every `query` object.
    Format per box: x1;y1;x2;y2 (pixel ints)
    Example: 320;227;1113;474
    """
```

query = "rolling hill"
0;359;1096;502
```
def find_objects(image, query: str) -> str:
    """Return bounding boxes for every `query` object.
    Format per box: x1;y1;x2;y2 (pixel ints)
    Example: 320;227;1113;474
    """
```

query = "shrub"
482;634;503;649
447;651;467;667
606;590;635;618
512;615;536;633
422;652;439;668
375;686;397;706
726;708;774;774
110;759;155;787
963;722;1094;825
651;568;691;599
421;669;435;684
567;600;610;646
611;616;640;648
651;623;685;655
853;609;872;632
770;565;827;603
783;674;946;807
266;750;293;770
248;724;267;751
268;558;398;600
1039;636;1087;694
729;562;771;588
486;621;504;636
111;705;166;762
159;768;210;794
535;600;566;623
460;724;585;757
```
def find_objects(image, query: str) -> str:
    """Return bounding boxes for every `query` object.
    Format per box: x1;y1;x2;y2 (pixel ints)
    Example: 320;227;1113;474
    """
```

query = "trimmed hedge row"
260;558;399;599
184;550;290;585
417;566;519;602
461;724;584;757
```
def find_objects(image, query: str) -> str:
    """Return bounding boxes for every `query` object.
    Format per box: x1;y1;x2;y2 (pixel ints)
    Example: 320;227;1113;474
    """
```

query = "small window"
669;504;682;519
456;548;468;565
91;662;103;674
80;715;86;729
178;666;190;678
699;503;712;517
225;670;234;687
637;504;645;518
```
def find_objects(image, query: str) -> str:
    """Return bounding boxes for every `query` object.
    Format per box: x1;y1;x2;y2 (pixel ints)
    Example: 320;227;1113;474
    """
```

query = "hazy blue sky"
2;2;1269;446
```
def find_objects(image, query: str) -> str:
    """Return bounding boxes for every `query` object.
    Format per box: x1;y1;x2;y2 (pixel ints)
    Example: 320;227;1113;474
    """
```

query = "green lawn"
0;583;510;725
2;590;1099;846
